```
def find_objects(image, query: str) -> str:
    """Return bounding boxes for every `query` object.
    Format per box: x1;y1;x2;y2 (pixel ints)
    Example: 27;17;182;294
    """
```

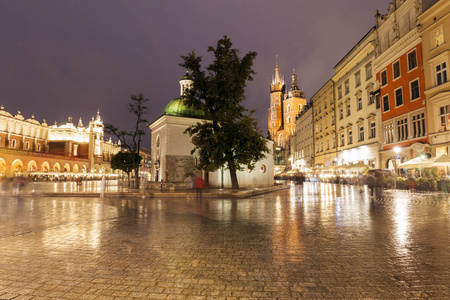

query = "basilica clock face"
260;164;266;173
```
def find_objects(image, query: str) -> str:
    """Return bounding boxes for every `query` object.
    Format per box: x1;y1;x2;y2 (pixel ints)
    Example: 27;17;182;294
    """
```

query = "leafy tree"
105;93;149;188
110;151;142;186
180;36;269;189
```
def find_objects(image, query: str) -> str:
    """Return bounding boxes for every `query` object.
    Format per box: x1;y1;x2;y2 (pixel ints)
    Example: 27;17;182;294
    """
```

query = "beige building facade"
333;28;382;168
419;0;450;157
292;102;314;170
310;80;337;168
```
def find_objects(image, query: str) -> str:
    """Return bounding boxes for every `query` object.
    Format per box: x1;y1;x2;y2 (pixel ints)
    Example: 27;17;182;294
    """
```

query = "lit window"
359;126;364;142
383;94;390;112
348;130;353;144
410;79;420;101
433;27;444;48
393;61;401;79
381;70;388;86
384;122;394;144
408;50;417;71
395;88;403;107
436;62;447;86
368;92;375;105
439;105;450;131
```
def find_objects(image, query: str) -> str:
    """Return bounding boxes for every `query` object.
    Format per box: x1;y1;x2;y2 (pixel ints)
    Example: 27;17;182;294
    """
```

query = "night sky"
1;0;390;148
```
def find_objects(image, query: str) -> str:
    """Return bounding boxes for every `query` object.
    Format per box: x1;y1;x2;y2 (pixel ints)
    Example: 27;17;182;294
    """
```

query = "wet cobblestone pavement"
1;183;450;299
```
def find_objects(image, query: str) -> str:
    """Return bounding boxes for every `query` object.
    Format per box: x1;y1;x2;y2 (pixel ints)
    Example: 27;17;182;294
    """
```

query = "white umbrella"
397;156;433;169
430;154;450;167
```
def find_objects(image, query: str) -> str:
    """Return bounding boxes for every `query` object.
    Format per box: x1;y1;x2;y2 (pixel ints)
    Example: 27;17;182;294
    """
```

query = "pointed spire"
78;118;83;127
273;55;283;85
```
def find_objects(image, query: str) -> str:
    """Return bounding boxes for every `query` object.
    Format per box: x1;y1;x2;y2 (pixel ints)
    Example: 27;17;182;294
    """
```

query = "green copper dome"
163;98;205;119
180;72;193;81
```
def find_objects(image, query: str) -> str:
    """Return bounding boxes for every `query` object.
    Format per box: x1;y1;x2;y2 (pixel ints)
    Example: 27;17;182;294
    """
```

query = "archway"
53;163;61;173
73;164;79;173
41;161;50;173
63;163;70;173
0;158;7;178
81;165;87;173
11;159;23;177
27;160;38;172
386;159;395;171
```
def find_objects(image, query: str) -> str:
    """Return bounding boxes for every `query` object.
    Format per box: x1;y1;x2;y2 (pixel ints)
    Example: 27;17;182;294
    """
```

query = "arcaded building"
0;106;120;178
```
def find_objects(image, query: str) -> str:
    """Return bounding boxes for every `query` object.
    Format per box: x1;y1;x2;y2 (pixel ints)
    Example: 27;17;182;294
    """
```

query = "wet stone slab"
0;183;450;298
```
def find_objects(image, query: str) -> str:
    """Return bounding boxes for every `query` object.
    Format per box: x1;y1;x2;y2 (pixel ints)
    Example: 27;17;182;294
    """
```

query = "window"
37;143;41;151
370;122;376;138
410;79;420;101
381;70;388;86
436;62;447;86
355;72;361;87
286;117;291;124
338;86;342;99
408;50;417;71
331;114;335;125
397;118;408;141
324;100;327;109
375;94;381;109
412;112;426;138
366;64;372;80
395;88;403;107
286;105;291;113
344;81;350;95
368;92;375;105
332;136;336;148
326;139;330;150
11;139;16;148
339;108;344;120
359;126;364;142
383;94;390;112
439;105;450;131
320;141;323;152
348;130;353;144
319;103;321;113
341;134;345;147
393;61;401;79
357;97;362;111
384;122;394;144
25;142;29;150
346;104;351;116
433;27;444;48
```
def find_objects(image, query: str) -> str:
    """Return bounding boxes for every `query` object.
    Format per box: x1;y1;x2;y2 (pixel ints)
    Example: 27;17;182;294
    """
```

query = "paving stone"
0;186;449;298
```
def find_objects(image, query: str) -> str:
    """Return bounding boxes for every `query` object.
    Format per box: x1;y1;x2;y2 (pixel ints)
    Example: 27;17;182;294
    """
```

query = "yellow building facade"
419;0;450;157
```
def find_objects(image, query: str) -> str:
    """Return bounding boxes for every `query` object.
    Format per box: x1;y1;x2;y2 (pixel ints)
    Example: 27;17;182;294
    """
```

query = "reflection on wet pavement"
0;182;449;298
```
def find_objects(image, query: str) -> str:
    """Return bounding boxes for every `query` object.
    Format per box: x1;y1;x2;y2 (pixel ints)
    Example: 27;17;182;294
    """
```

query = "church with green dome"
149;72;274;187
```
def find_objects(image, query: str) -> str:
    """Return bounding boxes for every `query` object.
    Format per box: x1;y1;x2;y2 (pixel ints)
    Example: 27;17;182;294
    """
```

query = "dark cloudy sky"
1;0;390;148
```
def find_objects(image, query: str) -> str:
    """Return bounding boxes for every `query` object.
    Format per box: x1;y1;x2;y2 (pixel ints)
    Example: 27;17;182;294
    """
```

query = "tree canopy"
180;36;269;189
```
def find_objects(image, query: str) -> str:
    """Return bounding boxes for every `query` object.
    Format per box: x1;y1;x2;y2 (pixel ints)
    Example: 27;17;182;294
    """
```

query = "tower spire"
273;55;283;85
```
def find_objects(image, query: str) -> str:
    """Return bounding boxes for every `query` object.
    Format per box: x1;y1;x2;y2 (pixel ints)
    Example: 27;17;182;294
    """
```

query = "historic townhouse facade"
310;80;336;168
333;28;382;168
419;0;450;157
0;106;120;178
292;102;314;170
373;0;428;170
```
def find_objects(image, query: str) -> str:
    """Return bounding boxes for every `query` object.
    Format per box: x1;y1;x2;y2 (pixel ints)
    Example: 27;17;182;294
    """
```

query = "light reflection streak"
393;195;410;255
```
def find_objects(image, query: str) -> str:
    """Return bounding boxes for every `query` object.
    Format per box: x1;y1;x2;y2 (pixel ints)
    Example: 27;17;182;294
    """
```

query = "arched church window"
11;139;16;148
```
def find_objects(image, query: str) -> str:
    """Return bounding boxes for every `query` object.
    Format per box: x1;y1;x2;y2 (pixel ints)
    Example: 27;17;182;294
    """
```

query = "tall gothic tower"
268;55;285;146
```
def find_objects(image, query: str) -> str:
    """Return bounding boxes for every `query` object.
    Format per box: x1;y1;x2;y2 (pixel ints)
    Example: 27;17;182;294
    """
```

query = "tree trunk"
134;167;140;188
229;164;239;189
127;172;130;187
